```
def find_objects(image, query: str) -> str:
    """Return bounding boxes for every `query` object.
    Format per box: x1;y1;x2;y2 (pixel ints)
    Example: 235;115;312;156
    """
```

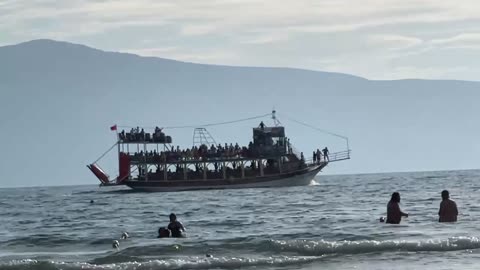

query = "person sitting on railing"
129;128;135;141
118;130;125;141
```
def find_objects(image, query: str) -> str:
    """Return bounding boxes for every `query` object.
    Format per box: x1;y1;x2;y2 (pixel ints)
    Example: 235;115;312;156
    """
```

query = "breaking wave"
269;236;480;255
0;256;321;270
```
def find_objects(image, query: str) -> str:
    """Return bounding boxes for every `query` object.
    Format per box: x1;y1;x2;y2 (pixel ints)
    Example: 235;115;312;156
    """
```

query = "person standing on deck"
439;190;458;222
386;192;408;224
322;147;329;161
316;149;322;164
313;151;317;163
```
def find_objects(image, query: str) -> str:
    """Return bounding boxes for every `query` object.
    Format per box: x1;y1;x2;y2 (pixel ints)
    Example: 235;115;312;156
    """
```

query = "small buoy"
112;240;120;249
121;232;129;239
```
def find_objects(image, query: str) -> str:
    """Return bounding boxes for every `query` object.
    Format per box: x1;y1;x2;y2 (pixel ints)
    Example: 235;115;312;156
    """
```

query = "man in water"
168;213;186;238
386;192;408;224
438;190;458;222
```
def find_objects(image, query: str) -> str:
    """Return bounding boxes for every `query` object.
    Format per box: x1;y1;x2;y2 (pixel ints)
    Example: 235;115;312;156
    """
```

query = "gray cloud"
2;0;480;80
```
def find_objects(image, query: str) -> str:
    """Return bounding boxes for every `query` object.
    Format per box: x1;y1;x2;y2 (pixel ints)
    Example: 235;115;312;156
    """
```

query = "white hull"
127;169;320;192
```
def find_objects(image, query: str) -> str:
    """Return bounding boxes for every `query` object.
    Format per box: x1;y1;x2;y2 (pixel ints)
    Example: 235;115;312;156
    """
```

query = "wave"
0;256;320;270
269;236;480;255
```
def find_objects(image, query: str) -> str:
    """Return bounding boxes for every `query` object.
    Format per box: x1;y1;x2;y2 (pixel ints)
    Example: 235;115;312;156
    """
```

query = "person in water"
438;190;458;222
386;192;408;224
168;213;186;237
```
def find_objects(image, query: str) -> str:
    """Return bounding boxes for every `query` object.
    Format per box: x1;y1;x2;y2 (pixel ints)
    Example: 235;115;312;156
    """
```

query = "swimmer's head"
169;213;177;222
121;232;129;239
390;192;400;203
112;240;120;249
379;217;385;223
441;190;450;200
158;227;170;238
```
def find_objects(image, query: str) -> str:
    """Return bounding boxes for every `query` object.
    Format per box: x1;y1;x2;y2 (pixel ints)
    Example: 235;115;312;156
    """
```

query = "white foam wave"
309;179;320;186
270;236;480;255
0;256;321;270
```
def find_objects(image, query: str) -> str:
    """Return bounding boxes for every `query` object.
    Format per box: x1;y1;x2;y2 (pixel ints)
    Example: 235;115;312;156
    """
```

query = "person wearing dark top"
386;192;408;224
167;213;186;238
438;190;458;222
259;121;265;129
322;147;329;161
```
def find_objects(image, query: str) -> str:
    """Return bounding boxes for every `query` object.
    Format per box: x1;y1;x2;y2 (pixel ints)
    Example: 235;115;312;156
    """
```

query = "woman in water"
167;213;186;237
386;192;408;224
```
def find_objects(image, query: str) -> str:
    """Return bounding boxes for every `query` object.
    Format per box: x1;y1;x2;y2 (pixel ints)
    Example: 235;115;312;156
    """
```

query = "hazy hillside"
0;39;479;187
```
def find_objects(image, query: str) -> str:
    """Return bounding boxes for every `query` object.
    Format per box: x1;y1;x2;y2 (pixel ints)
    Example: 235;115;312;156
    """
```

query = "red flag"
110;125;117;131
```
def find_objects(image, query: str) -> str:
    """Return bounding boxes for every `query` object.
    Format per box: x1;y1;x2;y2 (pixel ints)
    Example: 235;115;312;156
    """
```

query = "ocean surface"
1;170;479;270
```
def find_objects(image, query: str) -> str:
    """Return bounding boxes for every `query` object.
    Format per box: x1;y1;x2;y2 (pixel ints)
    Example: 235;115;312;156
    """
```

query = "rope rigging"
279;114;350;150
116;111;349;150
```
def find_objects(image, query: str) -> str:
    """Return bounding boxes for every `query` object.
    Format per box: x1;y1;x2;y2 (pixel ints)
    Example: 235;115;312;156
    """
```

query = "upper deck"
117;127;172;144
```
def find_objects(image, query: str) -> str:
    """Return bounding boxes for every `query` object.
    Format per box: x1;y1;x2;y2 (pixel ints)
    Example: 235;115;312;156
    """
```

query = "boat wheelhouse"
88;111;350;191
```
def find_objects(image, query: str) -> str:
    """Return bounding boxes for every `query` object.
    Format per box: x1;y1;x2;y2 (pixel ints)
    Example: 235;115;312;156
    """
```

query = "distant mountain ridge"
0;39;479;188
1;39;367;79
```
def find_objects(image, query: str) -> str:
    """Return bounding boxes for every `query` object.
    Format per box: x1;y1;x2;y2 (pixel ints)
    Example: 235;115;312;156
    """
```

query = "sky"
1;0;480;81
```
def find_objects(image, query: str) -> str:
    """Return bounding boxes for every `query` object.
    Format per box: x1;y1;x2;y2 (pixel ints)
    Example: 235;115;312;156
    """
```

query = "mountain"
0;39;479;188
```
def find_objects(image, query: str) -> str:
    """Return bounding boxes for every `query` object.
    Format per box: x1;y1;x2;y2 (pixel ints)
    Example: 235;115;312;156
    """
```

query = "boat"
87;111;350;191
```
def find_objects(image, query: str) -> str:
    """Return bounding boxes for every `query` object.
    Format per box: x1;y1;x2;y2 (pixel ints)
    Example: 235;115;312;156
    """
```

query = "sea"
1;170;479;270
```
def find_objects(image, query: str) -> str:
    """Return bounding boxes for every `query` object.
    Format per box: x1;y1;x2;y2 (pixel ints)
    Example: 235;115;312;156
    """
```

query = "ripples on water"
0;170;479;270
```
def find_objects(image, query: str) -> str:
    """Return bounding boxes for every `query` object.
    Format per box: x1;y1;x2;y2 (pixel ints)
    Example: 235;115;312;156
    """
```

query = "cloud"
368;34;423;50
431;33;480;49
241;32;290;45
3;0;480;38
180;24;217;36
1;0;480;80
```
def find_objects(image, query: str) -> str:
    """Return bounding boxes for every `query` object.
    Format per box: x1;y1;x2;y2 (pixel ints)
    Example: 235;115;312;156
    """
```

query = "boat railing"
328;150;351;162
305;150;351;166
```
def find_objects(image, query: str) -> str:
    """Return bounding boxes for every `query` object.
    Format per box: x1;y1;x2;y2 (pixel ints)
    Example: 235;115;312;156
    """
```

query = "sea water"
1;170;479;270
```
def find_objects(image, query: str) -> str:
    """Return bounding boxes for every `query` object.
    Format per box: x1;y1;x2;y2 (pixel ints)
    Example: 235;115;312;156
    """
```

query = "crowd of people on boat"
118;127;172;143
129;141;292;163
311;147;330;163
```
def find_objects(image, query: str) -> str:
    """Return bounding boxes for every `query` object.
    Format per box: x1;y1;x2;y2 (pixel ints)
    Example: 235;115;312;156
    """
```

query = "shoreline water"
1;170;479;270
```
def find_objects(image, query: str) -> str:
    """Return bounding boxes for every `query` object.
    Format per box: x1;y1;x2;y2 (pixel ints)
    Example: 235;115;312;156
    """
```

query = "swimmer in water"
158;227;170;238
167;213;186;238
438;190;458;222
386;192;408;224
112;240;120;249
121;232;129;239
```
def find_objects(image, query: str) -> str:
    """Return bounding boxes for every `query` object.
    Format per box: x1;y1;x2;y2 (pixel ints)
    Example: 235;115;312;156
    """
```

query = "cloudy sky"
1;0;480;80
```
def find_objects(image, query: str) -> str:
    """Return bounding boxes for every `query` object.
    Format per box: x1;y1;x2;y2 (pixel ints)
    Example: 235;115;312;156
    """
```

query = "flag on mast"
110;125;117;131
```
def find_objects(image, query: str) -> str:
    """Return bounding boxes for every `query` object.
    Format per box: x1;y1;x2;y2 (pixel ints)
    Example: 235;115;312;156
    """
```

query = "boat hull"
124;166;322;192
